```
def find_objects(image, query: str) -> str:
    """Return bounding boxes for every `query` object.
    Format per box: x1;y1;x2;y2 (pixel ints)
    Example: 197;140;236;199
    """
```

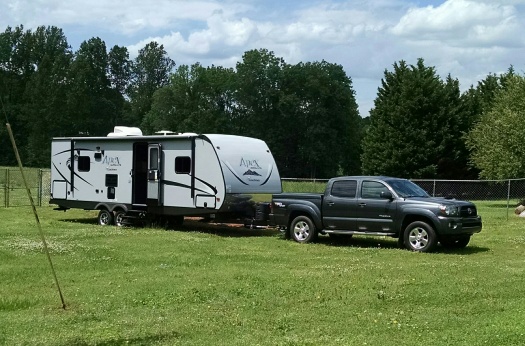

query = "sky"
1;0;524;117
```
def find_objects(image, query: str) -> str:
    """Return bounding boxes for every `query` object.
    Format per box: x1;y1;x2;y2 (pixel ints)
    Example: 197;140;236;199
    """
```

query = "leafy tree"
142;63;235;134
108;45;131;95
67;37;118;136
129;41;175;127
234;49;285;138
280;61;361;177
466;74;525;179
361;59;465;179
107;45;132;125
0;25;34;165
22;26;73;166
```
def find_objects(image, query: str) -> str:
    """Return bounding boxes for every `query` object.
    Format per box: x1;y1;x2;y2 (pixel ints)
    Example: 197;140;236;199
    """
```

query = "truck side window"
331;180;357;198
361;181;389;199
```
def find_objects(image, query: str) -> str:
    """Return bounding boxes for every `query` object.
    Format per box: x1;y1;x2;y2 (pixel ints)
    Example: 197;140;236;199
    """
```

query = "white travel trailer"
50;127;281;226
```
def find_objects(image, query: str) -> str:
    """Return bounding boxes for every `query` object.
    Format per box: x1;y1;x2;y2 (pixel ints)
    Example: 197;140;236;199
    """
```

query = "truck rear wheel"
290;216;317;243
403;221;437;252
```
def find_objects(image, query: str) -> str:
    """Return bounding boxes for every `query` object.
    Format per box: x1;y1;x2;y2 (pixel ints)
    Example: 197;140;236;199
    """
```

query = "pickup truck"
270;176;482;252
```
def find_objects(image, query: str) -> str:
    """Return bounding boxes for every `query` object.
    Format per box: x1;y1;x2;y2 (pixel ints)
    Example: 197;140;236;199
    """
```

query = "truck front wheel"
290;216;317;243
403;221;437;252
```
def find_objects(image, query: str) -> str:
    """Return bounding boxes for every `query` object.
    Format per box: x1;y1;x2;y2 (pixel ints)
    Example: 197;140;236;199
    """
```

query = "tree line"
1;25;523;179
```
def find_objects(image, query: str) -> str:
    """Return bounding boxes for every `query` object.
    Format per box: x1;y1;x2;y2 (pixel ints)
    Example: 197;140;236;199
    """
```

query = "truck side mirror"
380;191;393;200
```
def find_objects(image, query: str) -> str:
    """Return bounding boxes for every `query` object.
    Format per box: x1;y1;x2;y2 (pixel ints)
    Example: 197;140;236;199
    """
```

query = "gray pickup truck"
270;176;482;252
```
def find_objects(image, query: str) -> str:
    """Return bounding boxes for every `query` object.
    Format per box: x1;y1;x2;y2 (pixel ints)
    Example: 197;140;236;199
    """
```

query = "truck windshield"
386;179;430;198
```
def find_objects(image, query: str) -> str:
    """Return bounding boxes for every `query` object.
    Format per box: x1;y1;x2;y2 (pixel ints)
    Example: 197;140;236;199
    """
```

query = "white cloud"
391;0;524;48
1;0;525;116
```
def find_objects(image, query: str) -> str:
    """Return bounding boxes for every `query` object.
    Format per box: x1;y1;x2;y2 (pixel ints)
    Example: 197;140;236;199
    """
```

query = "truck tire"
290;215;317;243
98;209;114;226
440;235;470;249
403;221;437;252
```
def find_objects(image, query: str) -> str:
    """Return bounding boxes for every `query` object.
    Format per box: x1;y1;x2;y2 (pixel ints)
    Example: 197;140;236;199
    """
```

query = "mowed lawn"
1;202;525;345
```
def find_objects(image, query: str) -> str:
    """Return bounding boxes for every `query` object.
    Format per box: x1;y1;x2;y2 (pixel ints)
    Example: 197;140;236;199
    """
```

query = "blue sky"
1;0;524;117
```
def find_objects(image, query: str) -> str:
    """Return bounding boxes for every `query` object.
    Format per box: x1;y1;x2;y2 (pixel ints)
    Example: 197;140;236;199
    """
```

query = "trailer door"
147;143;162;205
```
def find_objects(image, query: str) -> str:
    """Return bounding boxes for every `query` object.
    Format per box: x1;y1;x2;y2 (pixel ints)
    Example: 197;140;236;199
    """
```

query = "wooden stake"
6;123;66;309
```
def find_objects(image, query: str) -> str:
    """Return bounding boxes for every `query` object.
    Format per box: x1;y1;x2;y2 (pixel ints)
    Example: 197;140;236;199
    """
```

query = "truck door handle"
359;203;366;207
327;202;335;206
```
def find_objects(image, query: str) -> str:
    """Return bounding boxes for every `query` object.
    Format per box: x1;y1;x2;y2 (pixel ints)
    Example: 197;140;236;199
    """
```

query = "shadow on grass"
317;235;399;250
58;217;280;238
315;234;490;254
59;217;98;225
177;220;280;238
56;217;489;251
438;245;490;255
59;331;181;346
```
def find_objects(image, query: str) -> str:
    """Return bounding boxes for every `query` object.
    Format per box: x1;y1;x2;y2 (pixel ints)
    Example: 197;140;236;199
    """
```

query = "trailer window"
78;156;91;172
105;174;118;187
149;148;159;170
175;156;191;174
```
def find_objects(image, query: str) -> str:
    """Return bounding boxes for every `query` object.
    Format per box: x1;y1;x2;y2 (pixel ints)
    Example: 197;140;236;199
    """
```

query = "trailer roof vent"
107;126;143;137
155;130;176;136
179;132;198;136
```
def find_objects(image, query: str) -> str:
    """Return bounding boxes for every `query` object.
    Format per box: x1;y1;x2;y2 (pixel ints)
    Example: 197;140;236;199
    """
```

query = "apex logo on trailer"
240;158;262;177
103;156;121;167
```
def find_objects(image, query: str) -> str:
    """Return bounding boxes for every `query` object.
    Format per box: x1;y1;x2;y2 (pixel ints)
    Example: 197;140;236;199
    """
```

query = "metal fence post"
38;169;43;207
433;180;436;197
507;179;511;221
6;169;9;208
3;169;6;208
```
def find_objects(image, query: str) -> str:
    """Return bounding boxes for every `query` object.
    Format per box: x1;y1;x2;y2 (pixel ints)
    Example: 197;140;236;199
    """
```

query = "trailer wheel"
290;215;317;243
98;209;114;226
114;210;127;227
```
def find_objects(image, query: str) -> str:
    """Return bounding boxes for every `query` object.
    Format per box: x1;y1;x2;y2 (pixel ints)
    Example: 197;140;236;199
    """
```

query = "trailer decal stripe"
53;149;72;156
66;162;94;187
222;161;249;186
162;180;215;196
52;162;79;191
260;165;273;186
193;176;218;194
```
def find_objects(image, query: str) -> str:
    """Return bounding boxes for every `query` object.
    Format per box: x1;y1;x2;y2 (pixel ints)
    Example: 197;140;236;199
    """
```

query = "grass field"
1;201;525;345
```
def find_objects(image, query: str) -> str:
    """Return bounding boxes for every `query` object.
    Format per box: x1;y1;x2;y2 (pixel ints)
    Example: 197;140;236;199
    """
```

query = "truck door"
357;180;396;233
323;179;358;231
147;143;162;205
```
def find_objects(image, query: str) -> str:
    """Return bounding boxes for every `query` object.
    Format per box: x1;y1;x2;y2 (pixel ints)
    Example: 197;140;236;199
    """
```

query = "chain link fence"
0;168;51;207
3;171;525;208
282;177;525;203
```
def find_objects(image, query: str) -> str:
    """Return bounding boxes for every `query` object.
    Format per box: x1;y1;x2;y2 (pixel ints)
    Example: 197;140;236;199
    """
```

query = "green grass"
1;201;525;345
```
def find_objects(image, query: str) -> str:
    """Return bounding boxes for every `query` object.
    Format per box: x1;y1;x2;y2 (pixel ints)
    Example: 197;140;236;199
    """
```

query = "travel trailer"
50;127;281;226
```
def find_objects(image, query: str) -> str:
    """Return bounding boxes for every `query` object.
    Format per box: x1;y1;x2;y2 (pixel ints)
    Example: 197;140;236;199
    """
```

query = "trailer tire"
98;209;114;226
290;215;317;243
114;210;127;227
